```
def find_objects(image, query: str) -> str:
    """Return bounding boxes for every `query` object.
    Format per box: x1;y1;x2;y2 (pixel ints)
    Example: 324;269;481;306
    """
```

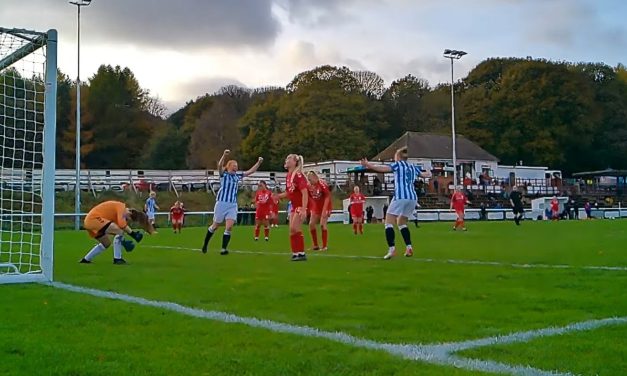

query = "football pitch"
2;220;626;376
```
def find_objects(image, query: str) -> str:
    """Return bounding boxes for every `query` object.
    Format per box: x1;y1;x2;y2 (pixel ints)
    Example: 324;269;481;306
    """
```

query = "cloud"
166;76;246;110
0;0;282;49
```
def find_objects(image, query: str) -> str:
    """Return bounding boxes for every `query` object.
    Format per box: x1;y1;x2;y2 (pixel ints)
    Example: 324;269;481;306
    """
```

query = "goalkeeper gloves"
129;231;144;243
121;239;135;252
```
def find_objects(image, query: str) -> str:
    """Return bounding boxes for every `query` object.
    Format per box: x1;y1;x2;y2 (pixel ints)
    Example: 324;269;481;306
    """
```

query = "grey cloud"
166;76;246;110
522;0;627;50
0;0;281;49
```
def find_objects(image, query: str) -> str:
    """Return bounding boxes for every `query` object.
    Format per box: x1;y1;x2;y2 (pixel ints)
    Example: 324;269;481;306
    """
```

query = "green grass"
459;325;627;376
1;220;627;375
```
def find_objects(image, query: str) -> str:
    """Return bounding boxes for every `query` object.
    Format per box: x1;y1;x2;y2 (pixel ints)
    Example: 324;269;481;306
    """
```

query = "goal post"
0;28;57;284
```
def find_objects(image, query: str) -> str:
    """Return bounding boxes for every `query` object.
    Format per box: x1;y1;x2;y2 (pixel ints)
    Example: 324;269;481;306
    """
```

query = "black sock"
222;232;231;250
203;228;214;248
385;226;395;247
400;226;411;246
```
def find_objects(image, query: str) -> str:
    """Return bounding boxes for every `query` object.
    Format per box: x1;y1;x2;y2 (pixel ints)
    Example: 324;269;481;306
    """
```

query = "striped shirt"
145;197;157;213
217;171;244;203
390;161;421;200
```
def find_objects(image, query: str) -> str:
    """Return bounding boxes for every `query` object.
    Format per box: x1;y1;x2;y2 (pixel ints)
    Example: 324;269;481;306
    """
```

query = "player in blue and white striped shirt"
202;149;264;255
144;191;160;227
361;147;431;259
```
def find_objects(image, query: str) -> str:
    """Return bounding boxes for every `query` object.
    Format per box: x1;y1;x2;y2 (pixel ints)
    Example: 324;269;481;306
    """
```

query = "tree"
187;96;242;169
382;74;432;144
352;70;385;98
83;65;155;168
143;93;167;119
140;124;187;169
287;65;359;92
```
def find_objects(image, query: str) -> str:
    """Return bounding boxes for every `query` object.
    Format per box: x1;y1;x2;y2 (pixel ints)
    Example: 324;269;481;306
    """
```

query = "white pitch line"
144;245;627;272
49;282;572;376
48;281;626;376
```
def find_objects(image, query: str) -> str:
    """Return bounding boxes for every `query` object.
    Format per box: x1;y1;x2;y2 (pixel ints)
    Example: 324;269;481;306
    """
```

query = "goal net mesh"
0;28;49;277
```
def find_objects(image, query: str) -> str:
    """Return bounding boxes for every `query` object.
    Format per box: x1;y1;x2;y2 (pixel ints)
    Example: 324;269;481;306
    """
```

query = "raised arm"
360;158;392;173
217;149;230;174
243;157;264;177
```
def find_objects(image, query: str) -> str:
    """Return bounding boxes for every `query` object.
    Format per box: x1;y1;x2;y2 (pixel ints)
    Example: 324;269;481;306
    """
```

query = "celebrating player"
144;191;160;227
349;186;366;235
360;147;432;259
307;171;332;251
254;181;272;241
169;201;185;233
450;188;470;231
509;186;524;225
273;154;308;261
79;200;155;264
201;149;263;255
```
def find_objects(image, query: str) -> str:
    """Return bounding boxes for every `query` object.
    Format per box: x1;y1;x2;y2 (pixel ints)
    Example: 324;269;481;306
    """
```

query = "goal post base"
0;274;49;284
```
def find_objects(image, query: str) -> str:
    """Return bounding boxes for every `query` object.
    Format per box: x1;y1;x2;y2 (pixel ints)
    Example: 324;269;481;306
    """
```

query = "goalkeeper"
80;201;155;265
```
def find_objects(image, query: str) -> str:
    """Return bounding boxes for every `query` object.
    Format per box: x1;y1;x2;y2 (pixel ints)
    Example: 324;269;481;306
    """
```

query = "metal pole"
450;57;457;188
74;4;81;230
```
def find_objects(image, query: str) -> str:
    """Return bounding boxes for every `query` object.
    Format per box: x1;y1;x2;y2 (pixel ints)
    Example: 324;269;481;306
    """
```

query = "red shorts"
171;216;183;224
256;209;269;220
310;202;331;216
454;207;465;215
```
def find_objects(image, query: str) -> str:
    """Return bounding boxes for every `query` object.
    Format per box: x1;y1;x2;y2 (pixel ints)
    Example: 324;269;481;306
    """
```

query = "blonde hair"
307;170;319;179
395;147;409;161
287;154;304;184
224;159;237;171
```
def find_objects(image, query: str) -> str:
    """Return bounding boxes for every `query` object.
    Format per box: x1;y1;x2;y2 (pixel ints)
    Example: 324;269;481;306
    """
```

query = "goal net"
0;28;57;283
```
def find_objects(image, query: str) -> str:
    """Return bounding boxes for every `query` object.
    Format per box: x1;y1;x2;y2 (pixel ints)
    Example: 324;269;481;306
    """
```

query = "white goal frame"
0;28;57;284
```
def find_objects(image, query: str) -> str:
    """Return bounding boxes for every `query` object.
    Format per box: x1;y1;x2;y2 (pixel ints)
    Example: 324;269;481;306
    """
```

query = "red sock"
310;228;318;248
173;223;177;231
353;223;357;233
290;233;304;253
254;225;260;238
322;228;328;248
178;224;182;232
264;227;269;238
460;220;465;228
359;223;363;234
296;232;305;253
290;233;298;254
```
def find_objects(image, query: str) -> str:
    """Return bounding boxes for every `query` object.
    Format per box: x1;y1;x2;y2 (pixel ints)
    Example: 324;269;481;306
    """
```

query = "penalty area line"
47;281;588;376
144;245;627;272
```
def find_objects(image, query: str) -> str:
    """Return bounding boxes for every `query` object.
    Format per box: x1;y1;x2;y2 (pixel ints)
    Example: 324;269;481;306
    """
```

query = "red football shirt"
349;193;366;216
551;199;559;211
308;181;331;211
451;192;467;210
170;207;184;219
286;172;308;211
255;189;272;211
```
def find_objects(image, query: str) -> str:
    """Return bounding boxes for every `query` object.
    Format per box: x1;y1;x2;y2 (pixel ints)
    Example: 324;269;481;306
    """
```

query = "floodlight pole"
70;0;91;230
443;49;466;189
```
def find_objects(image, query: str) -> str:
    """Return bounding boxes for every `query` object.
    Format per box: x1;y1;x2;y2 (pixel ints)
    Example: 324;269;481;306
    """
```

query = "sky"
1;0;626;112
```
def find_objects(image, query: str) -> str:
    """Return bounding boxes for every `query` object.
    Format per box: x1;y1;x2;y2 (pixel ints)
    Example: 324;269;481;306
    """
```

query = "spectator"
573;199;580;220
433;179;440;195
373;176;382;195
480;202;487;221
584;200;593;219
366;206;374;224
383;204;388;217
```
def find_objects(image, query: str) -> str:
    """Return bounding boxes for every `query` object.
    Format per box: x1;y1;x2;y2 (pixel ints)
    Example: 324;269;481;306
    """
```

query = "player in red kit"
269;188;280;228
450;188;470;231
273;154;309;261
254;181;272;241
550;196;560;220
307;171;332;251
349;186;366;235
169;201;185;234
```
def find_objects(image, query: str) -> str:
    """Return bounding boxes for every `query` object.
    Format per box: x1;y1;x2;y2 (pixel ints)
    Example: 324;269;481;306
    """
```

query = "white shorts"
146;211;155;220
213;202;238;223
387;199;416;218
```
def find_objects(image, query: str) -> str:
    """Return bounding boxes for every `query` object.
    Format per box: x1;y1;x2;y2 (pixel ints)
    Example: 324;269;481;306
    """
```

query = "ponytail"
287;154;305;185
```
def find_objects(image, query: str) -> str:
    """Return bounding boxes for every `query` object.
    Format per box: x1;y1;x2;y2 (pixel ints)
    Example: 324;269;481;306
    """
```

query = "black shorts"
513;206;524;215
95;221;113;238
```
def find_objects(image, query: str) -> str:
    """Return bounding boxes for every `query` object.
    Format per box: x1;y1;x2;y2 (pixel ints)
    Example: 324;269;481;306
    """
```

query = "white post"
42;29;58;282
74;4;81;230
450;57;457;188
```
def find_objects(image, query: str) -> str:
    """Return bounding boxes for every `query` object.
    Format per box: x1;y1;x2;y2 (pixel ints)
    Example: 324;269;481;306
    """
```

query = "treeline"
51;59;627;174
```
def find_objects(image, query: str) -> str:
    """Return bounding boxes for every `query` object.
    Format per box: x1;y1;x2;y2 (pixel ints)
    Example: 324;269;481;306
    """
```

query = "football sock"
399;225;411;247
84;243;105;261
385;224;395;248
